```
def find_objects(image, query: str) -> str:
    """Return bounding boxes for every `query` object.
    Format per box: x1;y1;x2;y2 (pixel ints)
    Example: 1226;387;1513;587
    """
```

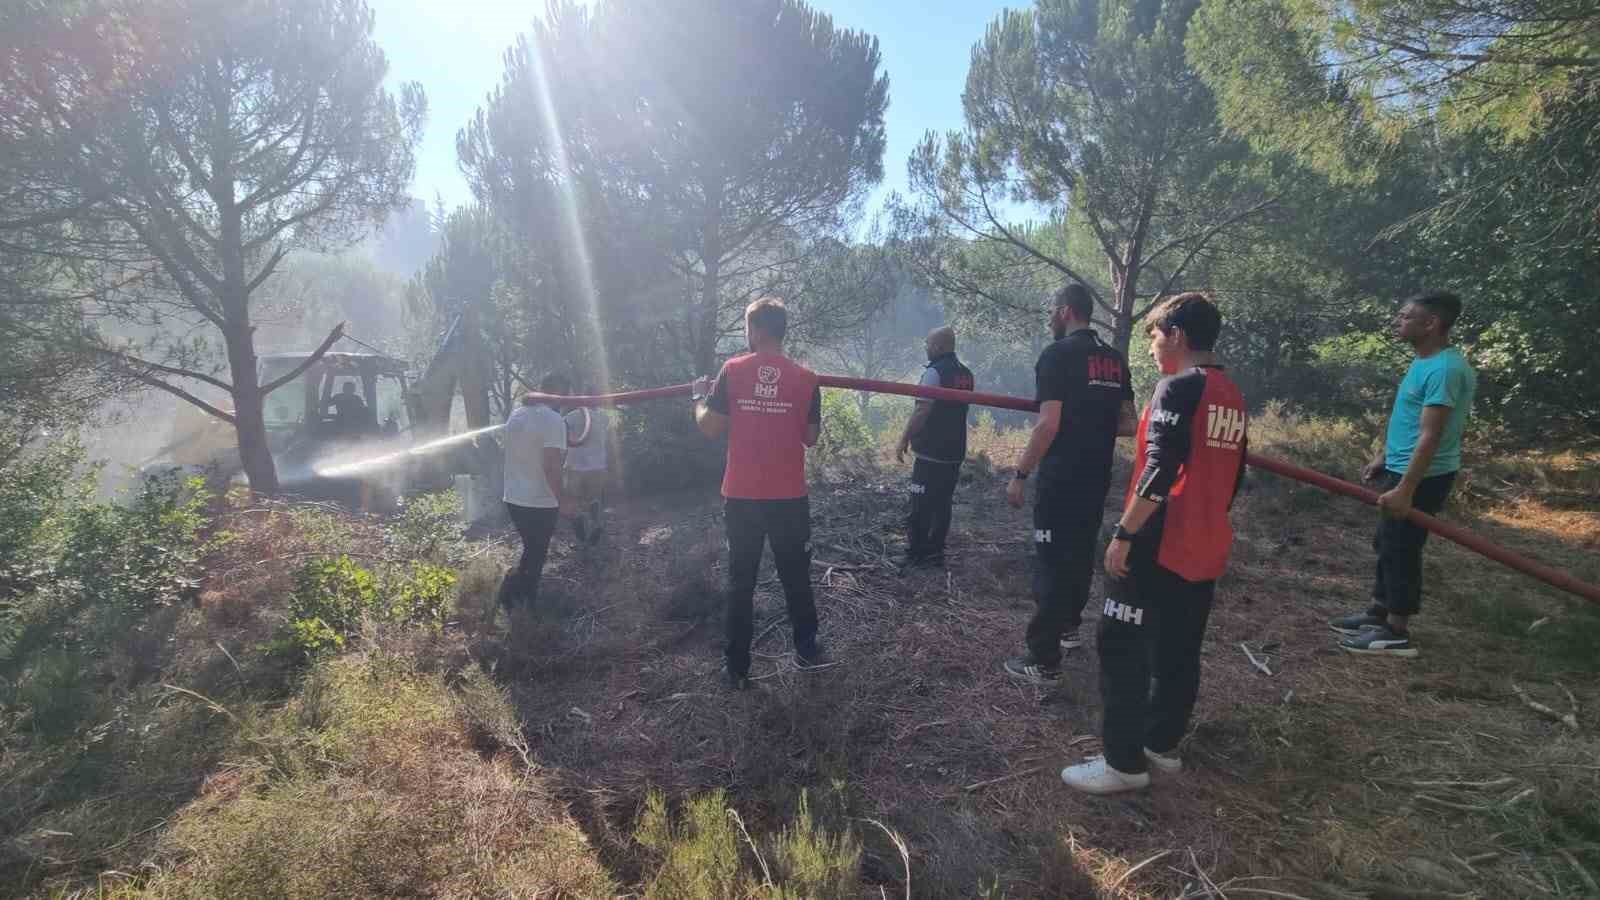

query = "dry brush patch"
484;420;1600;897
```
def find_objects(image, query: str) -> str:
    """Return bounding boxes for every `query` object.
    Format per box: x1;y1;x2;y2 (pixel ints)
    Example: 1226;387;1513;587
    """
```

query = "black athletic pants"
724;497;818;677
907;459;961;563
1369;469;1456;618
504;502;559;609
1027;477;1111;666
1098;537;1215;775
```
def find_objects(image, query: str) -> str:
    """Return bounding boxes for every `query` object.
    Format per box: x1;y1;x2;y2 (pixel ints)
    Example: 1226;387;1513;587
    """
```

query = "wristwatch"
1112;523;1138;542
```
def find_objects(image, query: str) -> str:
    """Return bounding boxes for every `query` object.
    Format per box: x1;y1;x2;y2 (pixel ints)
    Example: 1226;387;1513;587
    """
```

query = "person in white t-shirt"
563;389;609;544
500;373;568;610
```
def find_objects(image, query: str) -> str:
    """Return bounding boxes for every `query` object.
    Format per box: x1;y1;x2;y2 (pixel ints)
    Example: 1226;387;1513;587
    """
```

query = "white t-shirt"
502;403;566;508
564;408;609;472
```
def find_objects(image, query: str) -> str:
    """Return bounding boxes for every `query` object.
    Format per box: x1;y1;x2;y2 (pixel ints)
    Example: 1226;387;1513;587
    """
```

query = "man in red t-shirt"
692;298;824;690
1061;293;1248;795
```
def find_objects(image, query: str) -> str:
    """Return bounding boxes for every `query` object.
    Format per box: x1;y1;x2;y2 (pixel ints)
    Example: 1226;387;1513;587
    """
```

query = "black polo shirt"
1034;328;1133;488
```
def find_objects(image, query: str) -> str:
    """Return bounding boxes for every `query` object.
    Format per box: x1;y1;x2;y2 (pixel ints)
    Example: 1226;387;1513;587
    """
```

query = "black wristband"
1112;523;1137;542
1012;470;1029;482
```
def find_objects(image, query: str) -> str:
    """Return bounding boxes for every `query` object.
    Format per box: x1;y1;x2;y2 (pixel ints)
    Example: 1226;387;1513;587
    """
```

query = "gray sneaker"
1059;629;1084;652
1004;654;1061;684
1329;611;1387;636
1341;625;1418;658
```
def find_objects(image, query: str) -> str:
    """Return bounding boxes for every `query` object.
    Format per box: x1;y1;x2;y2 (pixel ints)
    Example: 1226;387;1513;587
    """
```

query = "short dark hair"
1146;292;1222;351
745;297;788;342
539;372;571;395
1405;291;1462;332
1053;283;1094;323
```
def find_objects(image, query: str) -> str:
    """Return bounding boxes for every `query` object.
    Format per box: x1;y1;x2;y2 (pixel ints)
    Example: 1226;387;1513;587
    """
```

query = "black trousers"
1369;469;1456;617
504;503;559;609
724;497;818;677
907;458;961;562
1026;477;1111;665
1098;538;1215;774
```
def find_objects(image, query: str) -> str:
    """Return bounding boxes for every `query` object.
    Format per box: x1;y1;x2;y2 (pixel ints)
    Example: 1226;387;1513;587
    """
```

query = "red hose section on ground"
522;378;1600;604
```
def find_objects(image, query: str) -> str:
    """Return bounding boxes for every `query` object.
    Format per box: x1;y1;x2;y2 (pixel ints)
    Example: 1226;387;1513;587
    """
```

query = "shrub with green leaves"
284;556;457;655
636;788;861;899
387;488;463;562
2;467;209;673
812;388;873;462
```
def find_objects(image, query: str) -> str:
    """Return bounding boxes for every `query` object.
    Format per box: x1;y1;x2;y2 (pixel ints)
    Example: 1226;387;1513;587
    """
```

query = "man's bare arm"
1117;398;1137;437
695;403;728;440
1396;406;1449;496
1016;401;1063;475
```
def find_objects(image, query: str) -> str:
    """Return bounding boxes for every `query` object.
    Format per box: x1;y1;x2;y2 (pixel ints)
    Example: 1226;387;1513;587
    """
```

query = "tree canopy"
1;0;425;492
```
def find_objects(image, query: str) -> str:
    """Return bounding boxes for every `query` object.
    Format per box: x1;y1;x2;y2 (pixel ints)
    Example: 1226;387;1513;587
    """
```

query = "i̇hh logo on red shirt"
755;365;782;399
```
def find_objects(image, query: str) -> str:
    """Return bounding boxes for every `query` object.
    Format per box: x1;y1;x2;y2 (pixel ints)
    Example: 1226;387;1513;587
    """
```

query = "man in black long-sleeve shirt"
1062;293;1248;796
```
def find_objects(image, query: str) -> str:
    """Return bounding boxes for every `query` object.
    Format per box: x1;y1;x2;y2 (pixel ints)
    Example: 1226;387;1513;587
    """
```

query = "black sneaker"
1329;611;1387;636
1004;654;1061;684
795;643;829;669
1340;625;1418;658
1059;629;1083;652
897;554;941;574
721;665;750;691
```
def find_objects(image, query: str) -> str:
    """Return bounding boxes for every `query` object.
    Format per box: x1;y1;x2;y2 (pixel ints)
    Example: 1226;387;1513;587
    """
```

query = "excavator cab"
256;351;413;507
258;351;411;439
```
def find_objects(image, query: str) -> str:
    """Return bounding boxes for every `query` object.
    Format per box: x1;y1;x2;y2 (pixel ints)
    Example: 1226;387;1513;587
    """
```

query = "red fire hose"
524;377;1600;605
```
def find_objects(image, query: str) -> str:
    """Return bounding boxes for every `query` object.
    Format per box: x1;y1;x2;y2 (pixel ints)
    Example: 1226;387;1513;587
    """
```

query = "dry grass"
467;408;1600;897
9;414;1598;898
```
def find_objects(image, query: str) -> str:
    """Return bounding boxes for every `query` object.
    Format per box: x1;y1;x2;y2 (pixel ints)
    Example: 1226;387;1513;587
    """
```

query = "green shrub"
813;388;872;462
283;556;457;655
0;430;84;586
618;400;725;495
57;471;209;616
10;646;98;739
287;556;379;652
386;562;456;627
636;788;862;899
2;467;209;677
387;488;463;562
770;792;862;897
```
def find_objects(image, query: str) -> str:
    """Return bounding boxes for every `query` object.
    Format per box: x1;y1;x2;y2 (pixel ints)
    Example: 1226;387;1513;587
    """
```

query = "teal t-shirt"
1384;347;1476;477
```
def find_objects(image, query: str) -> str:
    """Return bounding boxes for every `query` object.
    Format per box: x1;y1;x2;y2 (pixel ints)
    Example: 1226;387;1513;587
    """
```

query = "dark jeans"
1027;477;1111;665
503;503;559;609
724;497;818;677
1098;537;1215;775
907;459;961;562
1370;469;1456;617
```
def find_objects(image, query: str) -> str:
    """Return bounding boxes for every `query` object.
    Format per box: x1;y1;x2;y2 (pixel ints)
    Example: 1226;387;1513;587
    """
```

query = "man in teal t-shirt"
1331;291;1475;658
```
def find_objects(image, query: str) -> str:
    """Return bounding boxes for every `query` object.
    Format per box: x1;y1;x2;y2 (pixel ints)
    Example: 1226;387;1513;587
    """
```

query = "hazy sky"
370;0;1012;215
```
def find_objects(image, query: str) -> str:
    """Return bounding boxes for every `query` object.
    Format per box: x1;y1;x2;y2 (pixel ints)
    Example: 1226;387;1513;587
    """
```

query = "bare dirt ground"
466;446;1600;898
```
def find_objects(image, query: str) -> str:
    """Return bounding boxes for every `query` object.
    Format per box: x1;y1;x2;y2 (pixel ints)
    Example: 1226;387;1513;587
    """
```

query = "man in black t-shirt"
1003;284;1136;684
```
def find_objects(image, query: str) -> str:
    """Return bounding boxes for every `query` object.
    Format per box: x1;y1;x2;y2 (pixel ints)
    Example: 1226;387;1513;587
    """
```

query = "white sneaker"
1060;757;1150;795
1143;747;1182;773
1059;629;1083;651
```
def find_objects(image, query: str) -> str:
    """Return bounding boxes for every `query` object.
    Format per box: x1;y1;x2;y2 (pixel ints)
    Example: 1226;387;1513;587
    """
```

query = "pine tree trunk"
1110;260;1141;358
225;323;279;495
693;179;724;376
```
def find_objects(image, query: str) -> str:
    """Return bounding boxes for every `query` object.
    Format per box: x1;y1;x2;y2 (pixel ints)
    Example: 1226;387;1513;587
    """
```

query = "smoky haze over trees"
2;0;424;493
3;0;1597;499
